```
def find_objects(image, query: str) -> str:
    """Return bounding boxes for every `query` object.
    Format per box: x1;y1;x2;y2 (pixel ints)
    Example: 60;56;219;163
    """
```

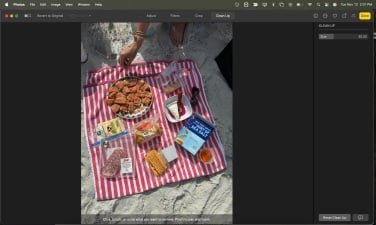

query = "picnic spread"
83;59;227;201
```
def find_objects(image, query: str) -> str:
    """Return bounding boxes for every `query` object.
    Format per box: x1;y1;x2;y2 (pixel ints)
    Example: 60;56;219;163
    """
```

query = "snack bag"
131;115;163;144
145;149;168;176
99;134;136;179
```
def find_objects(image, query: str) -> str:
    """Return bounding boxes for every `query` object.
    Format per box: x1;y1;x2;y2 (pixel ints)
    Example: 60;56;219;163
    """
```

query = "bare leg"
169;23;187;46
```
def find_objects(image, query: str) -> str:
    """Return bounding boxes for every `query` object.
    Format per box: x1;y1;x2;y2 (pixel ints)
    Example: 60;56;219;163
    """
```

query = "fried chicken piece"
108;91;117;99
142;97;152;106
134;84;142;90
127;81;138;87
138;79;146;85
127;94;135;101
128;103;136;113
108;86;119;93
143;92;153;98
135;91;144;99
115;81;125;90
120;105;129;112
116;92;125;98
106;99;115;106
122;86;131;94
114;97;127;104
134;102;141;108
129;86;138;93
140;83;150;92
133;96;141;104
111;104;120;113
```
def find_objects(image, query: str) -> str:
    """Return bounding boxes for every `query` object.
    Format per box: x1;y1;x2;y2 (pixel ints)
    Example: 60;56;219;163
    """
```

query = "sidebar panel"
314;22;374;224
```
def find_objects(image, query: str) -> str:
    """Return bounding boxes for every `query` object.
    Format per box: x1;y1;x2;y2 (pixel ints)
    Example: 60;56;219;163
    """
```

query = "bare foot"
169;23;187;46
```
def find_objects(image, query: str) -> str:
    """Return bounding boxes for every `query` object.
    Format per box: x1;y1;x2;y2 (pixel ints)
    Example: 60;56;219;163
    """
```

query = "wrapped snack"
100;135;136;179
145;149;168;176
96;118;126;139
131;115;163;144
101;148;128;178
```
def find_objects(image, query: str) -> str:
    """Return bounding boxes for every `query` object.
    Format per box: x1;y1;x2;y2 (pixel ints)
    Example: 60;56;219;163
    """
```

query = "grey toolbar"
0;10;373;22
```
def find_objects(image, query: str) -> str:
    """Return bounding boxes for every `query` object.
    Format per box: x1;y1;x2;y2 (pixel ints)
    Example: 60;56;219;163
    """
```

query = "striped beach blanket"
83;59;227;200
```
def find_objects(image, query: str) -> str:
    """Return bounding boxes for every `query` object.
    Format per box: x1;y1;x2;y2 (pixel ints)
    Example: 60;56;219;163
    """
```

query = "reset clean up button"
319;214;351;222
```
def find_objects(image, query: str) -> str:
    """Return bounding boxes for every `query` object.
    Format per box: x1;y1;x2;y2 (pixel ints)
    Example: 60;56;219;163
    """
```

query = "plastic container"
157;61;186;95
198;148;214;164
130;115;163;145
99;134;136;179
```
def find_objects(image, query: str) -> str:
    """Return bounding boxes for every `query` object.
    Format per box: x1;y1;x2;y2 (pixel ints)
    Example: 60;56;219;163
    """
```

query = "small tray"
164;95;193;123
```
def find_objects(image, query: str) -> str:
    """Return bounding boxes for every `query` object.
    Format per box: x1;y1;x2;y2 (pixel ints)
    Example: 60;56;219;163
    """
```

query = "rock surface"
81;23;233;223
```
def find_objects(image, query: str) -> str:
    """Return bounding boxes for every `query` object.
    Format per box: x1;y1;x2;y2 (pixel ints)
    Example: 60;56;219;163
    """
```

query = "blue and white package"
175;113;215;155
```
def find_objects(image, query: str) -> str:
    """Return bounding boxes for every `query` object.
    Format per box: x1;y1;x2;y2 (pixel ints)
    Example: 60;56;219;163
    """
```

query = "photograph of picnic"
81;22;233;224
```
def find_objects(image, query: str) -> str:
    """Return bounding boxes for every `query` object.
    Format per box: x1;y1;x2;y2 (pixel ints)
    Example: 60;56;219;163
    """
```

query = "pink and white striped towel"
83;59;227;200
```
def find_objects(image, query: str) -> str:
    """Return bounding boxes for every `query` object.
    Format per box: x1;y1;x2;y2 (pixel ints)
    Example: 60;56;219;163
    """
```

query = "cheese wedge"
167;101;180;120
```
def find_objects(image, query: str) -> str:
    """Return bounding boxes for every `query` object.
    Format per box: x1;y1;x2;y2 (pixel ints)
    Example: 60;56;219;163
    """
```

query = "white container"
164;95;193;123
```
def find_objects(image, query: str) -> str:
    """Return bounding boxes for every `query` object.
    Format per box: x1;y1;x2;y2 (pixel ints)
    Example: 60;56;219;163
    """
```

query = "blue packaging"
175;113;215;155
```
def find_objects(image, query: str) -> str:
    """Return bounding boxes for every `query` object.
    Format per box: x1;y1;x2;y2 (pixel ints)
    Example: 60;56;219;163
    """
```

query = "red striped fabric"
83;59;227;200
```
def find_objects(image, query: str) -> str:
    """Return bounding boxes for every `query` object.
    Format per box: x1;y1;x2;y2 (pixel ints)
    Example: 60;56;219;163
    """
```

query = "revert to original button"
319;214;351;222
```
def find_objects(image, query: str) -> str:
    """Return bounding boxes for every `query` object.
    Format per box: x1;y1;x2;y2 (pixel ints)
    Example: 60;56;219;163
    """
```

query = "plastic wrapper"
131;115;163;144
157;61;185;94
99;134;136;179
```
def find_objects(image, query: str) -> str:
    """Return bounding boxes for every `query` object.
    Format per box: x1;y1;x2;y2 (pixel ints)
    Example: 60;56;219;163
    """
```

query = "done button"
359;12;371;20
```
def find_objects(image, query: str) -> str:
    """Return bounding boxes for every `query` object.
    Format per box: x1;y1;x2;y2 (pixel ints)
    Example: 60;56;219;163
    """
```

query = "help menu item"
175;114;215;155
132;116;163;144
145;149;168;176
106;77;153;118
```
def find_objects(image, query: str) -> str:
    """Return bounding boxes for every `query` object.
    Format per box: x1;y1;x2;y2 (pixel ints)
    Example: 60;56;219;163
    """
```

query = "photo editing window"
0;0;374;224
